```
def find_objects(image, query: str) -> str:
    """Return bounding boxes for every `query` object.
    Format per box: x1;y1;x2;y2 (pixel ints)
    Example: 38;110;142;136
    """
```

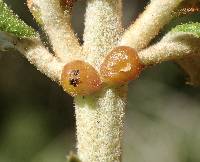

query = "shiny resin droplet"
100;46;143;85
61;60;102;97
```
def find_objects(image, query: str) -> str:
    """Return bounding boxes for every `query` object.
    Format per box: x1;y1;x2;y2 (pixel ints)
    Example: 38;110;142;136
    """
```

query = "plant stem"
16;38;64;82
120;0;184;50
34;0;81;62
75;1;125;162
83;0;122;69
74;86;127;162
139;33;200;65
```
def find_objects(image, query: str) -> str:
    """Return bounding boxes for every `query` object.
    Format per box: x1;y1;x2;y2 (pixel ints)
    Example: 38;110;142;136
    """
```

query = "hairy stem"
75;87;127;162
15;38;64;82
83;0;123;68
76;1;126;162
139;33;200;65
119;0;183;50
33;0;82;62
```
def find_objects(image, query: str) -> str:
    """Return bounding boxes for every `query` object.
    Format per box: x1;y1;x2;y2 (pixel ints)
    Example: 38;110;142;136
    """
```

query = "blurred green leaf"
161;12;200;38
172;22;200;37
0;0;36;38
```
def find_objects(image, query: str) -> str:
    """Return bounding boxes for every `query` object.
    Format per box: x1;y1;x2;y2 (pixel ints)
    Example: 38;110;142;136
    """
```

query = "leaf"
0;0;36;38
171;22;200;37
161;12;200;37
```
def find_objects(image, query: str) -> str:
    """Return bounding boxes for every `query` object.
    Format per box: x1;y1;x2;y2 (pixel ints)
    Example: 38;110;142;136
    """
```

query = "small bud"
61;60;102;97
100;46;143;85
60;0;77;10
175;0;200;16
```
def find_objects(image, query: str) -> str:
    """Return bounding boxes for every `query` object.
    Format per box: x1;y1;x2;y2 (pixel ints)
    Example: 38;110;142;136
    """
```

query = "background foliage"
1;0;200;162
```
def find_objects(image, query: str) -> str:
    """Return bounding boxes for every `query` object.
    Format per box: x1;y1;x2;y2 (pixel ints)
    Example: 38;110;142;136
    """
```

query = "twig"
139;32;200;65
32;0;82;62
119;0;183;51
15;37;64;82
75;1;126;162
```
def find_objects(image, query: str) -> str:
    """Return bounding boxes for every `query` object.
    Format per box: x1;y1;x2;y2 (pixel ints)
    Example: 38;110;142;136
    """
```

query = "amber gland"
61;60;102;97
100;46;143;85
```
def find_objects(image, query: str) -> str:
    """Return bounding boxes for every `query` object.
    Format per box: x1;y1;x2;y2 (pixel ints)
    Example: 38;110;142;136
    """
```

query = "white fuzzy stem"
75;87;127;162
34;0;82;62
139;33;200;65
83;0;123;68
119;0;183;50
76;1;126;162
16;38;64;82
